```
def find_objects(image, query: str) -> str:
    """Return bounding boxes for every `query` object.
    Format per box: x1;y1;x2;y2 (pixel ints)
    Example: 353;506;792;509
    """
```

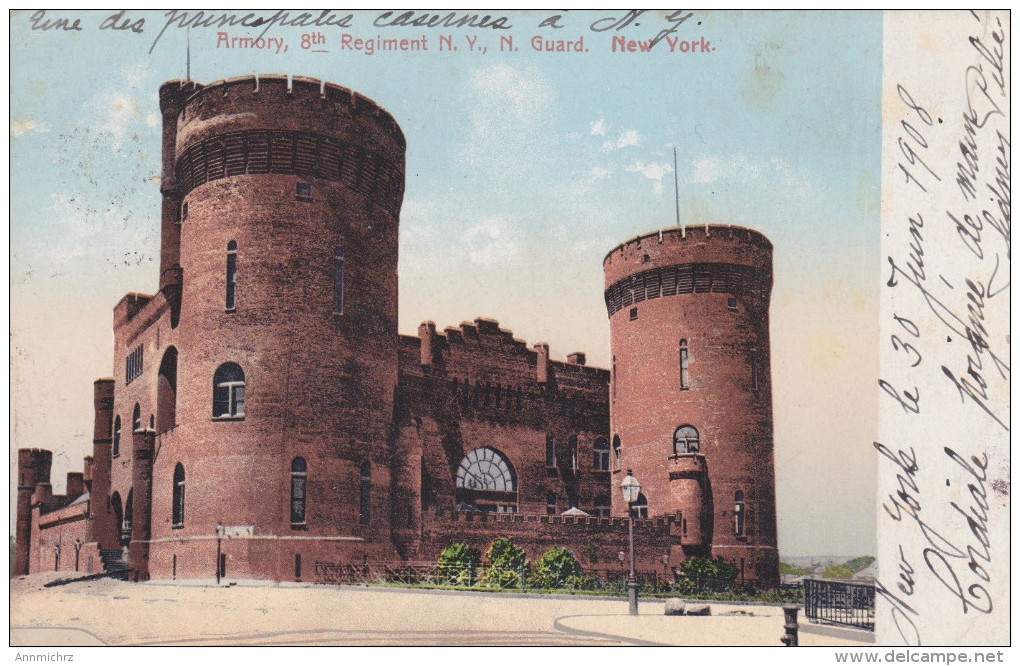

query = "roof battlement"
424;507;678;529
417;317;608;380
604;224;773;266
162;74;406;150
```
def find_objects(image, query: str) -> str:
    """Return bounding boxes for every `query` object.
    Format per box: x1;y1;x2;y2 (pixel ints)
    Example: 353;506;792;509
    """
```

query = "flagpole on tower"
186;26;191;81
673;146;681;229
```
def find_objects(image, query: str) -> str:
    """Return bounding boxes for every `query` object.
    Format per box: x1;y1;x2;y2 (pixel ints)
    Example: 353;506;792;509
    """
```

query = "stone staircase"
99;549;131;580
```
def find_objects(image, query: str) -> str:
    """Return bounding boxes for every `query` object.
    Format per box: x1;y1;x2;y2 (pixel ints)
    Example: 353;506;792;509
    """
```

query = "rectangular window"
334;249;344;314
295;554;302;581
546;493;556;515
545;434;556;468
296;182;312;200
629;307;638;320
125;346;144;384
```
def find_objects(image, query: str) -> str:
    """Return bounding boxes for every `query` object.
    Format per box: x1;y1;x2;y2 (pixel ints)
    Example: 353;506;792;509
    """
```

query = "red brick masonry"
16;76;778;588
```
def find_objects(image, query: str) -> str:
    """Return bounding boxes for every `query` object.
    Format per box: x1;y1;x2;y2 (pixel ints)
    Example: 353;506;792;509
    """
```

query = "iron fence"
312;560;681;592
803;578;875;631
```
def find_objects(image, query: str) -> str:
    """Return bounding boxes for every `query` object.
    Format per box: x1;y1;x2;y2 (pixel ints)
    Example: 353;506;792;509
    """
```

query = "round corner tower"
604;224;779;588
148;75;405;580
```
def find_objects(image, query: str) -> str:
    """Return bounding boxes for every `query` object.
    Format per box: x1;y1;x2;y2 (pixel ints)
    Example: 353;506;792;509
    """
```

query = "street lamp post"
215;522;224;584
620;469;641;616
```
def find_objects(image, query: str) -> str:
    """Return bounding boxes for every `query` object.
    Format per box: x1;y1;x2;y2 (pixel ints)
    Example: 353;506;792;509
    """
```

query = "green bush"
843;556;875;574
678;556;739;593
482;537;527;588
437;543;481;585
779;562;811;576
531;547;584;589
822;564;854;580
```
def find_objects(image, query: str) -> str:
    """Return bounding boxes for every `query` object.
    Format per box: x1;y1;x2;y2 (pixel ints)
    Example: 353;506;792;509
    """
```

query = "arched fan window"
455;447;517;513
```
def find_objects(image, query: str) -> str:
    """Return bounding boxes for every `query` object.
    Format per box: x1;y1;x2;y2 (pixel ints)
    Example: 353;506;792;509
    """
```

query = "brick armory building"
15;75;779;587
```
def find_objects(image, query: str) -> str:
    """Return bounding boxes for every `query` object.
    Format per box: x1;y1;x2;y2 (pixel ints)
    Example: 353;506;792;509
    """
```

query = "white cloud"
590;118;608;136
84;91;142;150
601;129;640;151
10;118;47;137
625;161;674;197
463;217;520;267
461;64;555;165
588;166;612;180
121;63;150;90
146;114;160;128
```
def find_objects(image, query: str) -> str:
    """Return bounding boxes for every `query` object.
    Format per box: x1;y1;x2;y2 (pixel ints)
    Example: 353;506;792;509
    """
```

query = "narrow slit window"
360;462;371;525
172;463;185;528
546;492;556;515
291;458;307;525
679;339;689;389
112;416;121;457
734;490;745;536
751;347;759;390
545;433;556;468
334;248;344;314
225;241;237;311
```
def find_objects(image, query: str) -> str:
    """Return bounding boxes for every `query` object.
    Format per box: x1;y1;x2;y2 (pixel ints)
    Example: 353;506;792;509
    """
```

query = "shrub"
482;537;527;588
437;543;481;585
531;547;584;589
678;556;739;593
822;564;854;580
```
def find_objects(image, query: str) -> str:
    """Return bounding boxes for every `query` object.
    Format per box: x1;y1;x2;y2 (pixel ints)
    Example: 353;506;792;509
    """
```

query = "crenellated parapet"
167;74;406;216
423;506;679;529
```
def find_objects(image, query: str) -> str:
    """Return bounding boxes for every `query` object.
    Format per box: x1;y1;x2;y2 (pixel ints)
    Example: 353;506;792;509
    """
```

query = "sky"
9;9;882;556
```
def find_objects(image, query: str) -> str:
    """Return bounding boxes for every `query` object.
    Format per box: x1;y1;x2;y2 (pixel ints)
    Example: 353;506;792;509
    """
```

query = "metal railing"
803;578;875;631
311;561;678;592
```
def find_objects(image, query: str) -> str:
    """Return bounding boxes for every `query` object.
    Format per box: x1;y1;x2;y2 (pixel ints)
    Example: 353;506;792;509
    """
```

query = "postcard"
8;9;1010;654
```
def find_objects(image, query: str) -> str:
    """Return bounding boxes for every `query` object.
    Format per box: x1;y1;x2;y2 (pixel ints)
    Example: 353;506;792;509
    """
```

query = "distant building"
15;75;778;588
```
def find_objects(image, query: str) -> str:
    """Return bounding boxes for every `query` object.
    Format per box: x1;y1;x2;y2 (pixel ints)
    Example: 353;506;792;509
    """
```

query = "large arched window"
291;458;307;526
673;425;700;455
679;339;690;389
359;462;371;525
545;433;556;468
112;416;121;457
172;463;185;528
455;447;517;513
225;241;238;310
612;435;622;472
593;437;610;471
213;363;245;418
132;403;141;432
734;490;745;536
157;347;178;433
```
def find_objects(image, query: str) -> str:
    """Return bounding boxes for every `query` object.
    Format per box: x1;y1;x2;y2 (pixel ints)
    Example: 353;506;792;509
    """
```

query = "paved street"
10;572;869;647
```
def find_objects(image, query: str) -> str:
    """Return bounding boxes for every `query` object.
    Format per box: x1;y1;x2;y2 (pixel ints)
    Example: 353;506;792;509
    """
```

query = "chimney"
534;343;550;384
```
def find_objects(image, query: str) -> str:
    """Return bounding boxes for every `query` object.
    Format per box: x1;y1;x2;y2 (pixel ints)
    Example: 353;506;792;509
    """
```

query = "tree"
678;556;739;593
483;537;527;588
532;547;584;589
437;543;481;586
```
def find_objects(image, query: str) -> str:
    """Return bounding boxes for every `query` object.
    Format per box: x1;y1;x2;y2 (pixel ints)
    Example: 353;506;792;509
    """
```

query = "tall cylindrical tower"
148;75;405;579
604;224;778;587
